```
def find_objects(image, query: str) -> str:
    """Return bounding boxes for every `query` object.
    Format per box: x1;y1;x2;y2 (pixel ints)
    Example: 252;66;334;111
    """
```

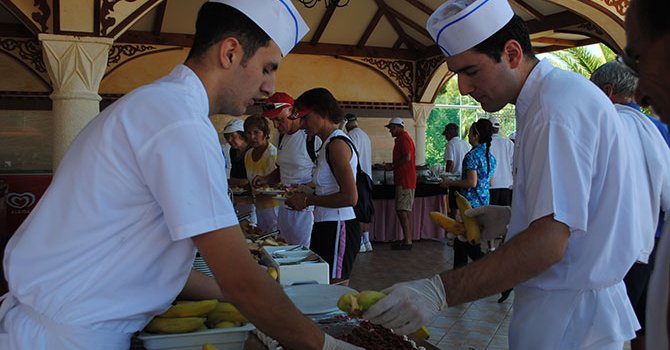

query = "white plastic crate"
138;323;254;350
260;245;329;286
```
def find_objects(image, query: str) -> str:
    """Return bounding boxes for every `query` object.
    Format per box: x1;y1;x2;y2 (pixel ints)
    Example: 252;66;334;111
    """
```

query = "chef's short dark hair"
187;2;271;65
473;15;535;63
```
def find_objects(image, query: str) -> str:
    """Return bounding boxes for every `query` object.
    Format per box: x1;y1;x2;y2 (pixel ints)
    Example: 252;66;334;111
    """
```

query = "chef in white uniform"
0;1;360;350
253;92;321;246
362;1;645;349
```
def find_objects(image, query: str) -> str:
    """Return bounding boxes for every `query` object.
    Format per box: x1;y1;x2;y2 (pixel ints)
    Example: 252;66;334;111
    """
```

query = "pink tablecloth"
370;195;447;242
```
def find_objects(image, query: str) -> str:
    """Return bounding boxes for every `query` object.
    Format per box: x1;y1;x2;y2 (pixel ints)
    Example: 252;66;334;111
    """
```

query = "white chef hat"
426;0;514;57
209;0;309;56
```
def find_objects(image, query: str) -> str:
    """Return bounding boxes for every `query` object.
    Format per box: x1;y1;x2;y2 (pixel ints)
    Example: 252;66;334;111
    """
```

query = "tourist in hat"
0;1;360;349
623;0;670;347
384;117;416;250
345;113;374;252
223;118;257;224
252;92;321;247
362;0;647;348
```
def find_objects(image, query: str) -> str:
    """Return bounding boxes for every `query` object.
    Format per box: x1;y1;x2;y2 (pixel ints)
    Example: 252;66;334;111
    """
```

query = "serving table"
243;332;441;350
370;183;448;242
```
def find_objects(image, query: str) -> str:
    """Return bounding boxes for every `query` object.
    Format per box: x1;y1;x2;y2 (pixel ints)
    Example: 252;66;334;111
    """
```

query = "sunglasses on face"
262;102;291;112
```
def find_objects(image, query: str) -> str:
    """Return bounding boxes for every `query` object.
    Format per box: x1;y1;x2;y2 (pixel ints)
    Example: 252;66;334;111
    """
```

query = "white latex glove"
362;274;447;335
322;334;364;350
465;205;512;241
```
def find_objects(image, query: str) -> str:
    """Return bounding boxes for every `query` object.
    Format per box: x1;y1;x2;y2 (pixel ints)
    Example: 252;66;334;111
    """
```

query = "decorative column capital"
411;102;434;127
39;34;113;101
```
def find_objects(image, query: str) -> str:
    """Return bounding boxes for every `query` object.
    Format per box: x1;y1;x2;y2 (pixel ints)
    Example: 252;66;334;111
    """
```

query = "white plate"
283;284;356;315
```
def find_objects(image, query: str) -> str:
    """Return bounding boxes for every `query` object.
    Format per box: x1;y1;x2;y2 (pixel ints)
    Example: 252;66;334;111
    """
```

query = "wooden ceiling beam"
404;0;433;16
526;11;586;34
531;37;577;47
152;0;167;36
310;0;339;45
357;8;383;48
294;42;417;60
385;4;432;40
373;0;424;50
510;0;545;21
532;37;598;53
392;37;403;49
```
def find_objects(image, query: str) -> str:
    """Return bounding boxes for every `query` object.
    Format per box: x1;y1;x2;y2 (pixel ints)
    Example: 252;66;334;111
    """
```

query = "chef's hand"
464;205;512;241
322;334;364;350
286;192;308;211
363;274;447;335
251;175;268;188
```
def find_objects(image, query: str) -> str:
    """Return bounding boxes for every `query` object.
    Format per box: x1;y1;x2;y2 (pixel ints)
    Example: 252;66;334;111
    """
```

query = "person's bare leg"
397;210;412;245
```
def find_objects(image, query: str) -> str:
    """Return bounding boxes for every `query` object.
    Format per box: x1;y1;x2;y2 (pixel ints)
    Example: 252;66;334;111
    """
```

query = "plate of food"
256;186;285;195
230;186;250;195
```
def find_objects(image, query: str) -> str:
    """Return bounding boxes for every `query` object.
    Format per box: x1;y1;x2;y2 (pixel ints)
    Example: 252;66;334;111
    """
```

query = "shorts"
395;186;415;212
310;220;361;280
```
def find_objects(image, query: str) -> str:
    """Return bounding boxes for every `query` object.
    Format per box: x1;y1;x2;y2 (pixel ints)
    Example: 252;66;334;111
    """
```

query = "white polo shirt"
489;134;513;189
507;59;640;347
347;127;372;177
277;130;320;185
3;65;238;338
444;137;470;174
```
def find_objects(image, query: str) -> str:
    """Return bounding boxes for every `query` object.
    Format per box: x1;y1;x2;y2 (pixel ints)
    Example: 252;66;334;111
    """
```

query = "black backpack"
325;135;375;223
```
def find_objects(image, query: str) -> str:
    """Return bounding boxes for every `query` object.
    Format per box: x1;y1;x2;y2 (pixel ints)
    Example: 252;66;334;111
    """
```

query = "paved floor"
348;239;631;350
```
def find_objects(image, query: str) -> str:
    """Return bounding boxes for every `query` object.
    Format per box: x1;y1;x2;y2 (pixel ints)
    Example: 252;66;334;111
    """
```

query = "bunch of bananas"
143;300;249;334
429;192;481;244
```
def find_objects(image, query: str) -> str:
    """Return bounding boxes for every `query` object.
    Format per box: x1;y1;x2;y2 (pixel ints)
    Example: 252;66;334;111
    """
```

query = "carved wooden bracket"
0;37;50;87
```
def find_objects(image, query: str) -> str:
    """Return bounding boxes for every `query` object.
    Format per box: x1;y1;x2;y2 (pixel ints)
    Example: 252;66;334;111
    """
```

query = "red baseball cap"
262;92;294;118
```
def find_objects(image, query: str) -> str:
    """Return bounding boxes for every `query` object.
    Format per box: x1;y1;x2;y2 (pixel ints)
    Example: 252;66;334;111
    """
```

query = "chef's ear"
217;37;242;69
503;39;523;69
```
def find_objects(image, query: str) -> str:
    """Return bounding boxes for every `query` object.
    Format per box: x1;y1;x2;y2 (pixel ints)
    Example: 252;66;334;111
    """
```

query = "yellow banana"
207;302;248;326
144;317;205;334
455;192;481;244
203;344;220;350
158;299;218;318
429;211;465;235
338;290;429;340
214;321;242;328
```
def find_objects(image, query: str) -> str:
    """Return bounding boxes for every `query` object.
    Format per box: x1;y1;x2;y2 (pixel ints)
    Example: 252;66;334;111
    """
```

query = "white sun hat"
223;119;245;134
209;0;309;56
426;0;514;57
384;117;405;128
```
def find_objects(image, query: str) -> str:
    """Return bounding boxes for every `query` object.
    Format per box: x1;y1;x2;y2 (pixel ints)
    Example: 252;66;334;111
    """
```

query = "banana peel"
455;192;481;244
158;299;218;318
337;290;430;340
429;211;465;236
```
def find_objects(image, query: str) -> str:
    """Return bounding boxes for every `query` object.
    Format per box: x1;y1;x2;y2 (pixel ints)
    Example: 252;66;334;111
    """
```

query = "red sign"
0;173;52;238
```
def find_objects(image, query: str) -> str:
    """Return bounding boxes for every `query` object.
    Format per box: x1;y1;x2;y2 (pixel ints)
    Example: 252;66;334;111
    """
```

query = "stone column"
39;34;113;169
411;102;434;166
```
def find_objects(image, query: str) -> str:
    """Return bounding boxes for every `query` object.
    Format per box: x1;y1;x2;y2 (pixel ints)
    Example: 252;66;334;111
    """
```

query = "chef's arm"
179;269;225;301
192;226;324;350
441;214;569;306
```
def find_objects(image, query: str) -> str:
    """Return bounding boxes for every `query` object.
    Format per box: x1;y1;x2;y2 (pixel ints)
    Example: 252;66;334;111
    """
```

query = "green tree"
547;43;615;78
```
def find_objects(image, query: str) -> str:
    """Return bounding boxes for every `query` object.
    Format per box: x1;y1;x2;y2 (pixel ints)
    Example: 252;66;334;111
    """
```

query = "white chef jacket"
347;127;372;177
507;59;640;348
614;104;670;263
444;136;470;175
313;129;357;222
647;221;670;350
489;134;513;189
1;65;238;348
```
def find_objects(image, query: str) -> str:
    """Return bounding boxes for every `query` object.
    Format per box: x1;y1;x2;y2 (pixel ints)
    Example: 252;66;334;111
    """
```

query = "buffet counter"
370;183;448;243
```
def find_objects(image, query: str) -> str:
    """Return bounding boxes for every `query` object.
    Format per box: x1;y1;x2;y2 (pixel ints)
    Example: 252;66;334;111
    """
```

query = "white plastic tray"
138;323;255;350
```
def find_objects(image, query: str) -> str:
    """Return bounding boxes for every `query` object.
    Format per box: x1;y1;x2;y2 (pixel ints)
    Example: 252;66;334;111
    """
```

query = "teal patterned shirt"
459;144;496;207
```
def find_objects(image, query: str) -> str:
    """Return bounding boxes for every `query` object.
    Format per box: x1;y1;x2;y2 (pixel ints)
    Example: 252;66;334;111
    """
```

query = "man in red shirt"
385;117;416;250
